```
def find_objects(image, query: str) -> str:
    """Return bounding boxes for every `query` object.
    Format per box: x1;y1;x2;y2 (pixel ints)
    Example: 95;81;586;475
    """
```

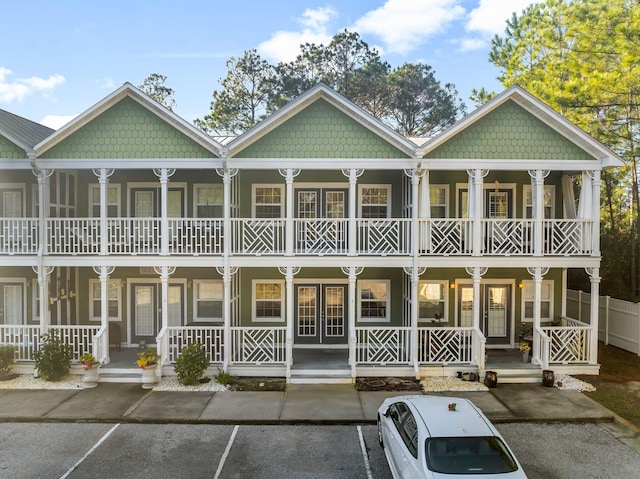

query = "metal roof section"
227;83;420;158
422;85;624;169
34;82;224;158
0;108;54;153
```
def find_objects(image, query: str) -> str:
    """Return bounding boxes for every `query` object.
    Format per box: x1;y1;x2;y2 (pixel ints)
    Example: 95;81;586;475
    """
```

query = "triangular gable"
36;83;221;159
423;85;624;167
230;84;415;159
0;134;28;159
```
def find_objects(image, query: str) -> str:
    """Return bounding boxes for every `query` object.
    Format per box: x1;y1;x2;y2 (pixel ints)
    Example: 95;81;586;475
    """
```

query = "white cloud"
258;7;337;63
456;37;487;52
466;0;535;37
352;0;466;55
96;78;116;90
40;114;77;130
0;67;65;103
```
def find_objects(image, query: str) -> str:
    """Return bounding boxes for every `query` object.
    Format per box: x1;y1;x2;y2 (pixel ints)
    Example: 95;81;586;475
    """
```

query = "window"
253;280;284;322
195;185;223;218
194;280;223;321
522;280;553;322
429;185;448;218
32;279;40;323
89;280;121;321
419;281;447;322
523;185;555;218
358;280;389;321
89;184;120;217
0;185;25;217
388;403;418;458
254;186;283;218
360;186;390;218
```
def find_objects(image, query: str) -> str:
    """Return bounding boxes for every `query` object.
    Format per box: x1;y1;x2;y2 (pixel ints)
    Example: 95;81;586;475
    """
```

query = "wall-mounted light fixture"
450;281;456;289
518;281;524;289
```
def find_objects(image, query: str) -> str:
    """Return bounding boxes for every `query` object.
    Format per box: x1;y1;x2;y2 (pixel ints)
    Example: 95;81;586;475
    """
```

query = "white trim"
192;279;223;322
357;279;390;323
252;279;285;323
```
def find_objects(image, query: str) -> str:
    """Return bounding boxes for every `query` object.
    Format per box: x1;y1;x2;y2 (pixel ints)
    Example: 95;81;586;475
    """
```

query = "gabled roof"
422;85;624;168
0;108;54;153
227;83;419;158
34;82;223;157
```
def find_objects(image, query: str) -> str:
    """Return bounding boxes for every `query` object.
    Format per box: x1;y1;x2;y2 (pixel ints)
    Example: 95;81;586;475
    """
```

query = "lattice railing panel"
544;220;591;255
234;219;285;255
231;327;286;364
56;326;101;359
295;219;347;254
482;220;533;255
423;219;472;255
357;219;410;255
0;218;39;255
417;327;473;364
544;326;590;363
355;327;411;364
167;326;224;363
0;325;41;361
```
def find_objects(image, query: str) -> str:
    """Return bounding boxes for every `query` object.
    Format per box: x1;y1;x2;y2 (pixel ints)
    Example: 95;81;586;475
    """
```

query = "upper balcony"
0;216;594;257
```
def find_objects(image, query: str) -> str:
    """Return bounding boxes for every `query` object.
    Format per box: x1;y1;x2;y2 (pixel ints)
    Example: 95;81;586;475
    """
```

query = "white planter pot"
83;366;100;388
522;351;530;363
141;364;159;389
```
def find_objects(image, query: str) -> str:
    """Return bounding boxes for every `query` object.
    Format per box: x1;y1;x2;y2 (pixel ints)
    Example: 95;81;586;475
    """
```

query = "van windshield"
425;436;519;474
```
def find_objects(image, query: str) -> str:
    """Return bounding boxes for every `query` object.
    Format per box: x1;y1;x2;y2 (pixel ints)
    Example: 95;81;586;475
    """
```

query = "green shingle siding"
0;135;27;158
41;97;213;159
426;100;596;160
238;100;408;159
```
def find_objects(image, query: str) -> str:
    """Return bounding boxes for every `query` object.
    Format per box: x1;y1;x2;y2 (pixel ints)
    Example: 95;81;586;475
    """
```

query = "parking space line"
357;426;373;479
214;424;239;479
58;423;120;479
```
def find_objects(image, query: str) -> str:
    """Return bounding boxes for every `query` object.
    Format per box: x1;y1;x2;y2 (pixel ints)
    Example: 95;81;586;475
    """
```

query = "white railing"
164;326;225;363
542;319;590;364
543;219;592;255
107;218;160;254
417;327;475;364
295;218;348;254
357;219;411;255
418;219;472;255
230;326;286;363
48;218;101;254
355;327;412;364
92;325;108;363
0;325;41;361
55;325;101;359
482;219;534;255
0;218;39;255
231;219;285;255
168;219;223;255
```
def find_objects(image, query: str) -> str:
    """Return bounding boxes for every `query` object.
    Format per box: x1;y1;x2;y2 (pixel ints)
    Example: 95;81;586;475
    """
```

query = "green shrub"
174;343;210;385
0;344;16;377
33;330;74;381
214;367;238;386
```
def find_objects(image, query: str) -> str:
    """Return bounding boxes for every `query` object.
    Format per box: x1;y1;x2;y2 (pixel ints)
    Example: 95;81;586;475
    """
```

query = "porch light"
450;281;455;289
518;281;524;289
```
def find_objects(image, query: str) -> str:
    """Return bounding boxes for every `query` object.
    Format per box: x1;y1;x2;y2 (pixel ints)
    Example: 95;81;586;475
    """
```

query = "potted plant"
136;348;160;389
79;352;100;388
519;342;531;363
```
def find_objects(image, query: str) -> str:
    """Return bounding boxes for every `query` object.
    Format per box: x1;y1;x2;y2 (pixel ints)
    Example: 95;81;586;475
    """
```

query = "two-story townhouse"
0;82;623;384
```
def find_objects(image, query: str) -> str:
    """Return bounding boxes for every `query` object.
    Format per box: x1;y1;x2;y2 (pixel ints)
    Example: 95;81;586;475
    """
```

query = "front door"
458;283;512;346
294;284;347;345
0;283;23;325
131;283;184;344
295;188;347;253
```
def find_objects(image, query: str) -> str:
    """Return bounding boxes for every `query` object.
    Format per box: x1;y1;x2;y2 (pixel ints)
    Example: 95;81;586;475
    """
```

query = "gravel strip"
421;377;489;392
152;377;228;392
0;375;85;390
554;374;596;392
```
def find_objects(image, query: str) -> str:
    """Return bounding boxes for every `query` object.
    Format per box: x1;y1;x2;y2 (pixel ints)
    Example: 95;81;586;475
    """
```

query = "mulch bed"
355;377;423;392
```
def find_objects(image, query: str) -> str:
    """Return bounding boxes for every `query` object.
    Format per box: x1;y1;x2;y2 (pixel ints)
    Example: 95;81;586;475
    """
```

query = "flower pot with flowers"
136;348;161;389
79;353;100;388
519;342;531;363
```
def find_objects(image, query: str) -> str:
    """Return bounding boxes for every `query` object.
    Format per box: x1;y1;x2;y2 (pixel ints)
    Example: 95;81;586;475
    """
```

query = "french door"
294;284;347;345
295;188;347;252
130;283;184;344
0;283;23;325
459;283;512;345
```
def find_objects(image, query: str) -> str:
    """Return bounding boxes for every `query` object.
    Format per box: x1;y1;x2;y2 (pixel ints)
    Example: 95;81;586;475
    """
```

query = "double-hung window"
523;185;555;218
521;280;553;322
195;185;223;218
253;280;284;322
254;186;283;218
358;280;389;322
360;186;390;218
89;279;121;321
193;280;223;321
429;185;448;218
89;184;121;217
418;281;447;322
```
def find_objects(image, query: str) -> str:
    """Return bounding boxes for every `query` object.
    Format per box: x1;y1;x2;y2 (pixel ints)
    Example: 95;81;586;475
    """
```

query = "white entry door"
459;284;512;345
131;283;184;344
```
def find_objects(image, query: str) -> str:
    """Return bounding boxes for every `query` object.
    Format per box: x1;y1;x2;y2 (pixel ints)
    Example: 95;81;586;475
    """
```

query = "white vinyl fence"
567;289;640;355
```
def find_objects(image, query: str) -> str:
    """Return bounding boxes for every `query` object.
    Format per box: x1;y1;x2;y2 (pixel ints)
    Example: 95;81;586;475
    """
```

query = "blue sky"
0;0;535;130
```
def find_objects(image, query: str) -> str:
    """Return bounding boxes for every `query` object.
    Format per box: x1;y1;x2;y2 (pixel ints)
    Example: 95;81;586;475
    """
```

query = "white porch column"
406;266;425;378
466;266;486;364
93;265;114;362
154;168;175;256
217;265;237;372
529;169;549;256
343;169;363;256
527;266;548;365
467;169;487;256
590;170;601;257
343;266;363;380
154;266;175;339
280;266;299;381
33;266;54;335
279;169;299;256
93;168;114;255
587;267;600;365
